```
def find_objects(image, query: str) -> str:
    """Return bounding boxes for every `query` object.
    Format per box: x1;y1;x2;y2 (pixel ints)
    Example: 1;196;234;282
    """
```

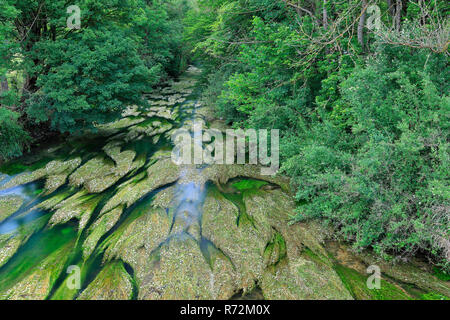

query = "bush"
284;46;449;269
0;107;29;161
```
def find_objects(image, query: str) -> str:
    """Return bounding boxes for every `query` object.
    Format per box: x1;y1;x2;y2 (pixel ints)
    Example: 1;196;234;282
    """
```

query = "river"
0;66;448;300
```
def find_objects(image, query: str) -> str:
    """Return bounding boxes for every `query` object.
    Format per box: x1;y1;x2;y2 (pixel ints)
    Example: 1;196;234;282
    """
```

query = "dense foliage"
0;107;29;160
185;0;449;269
0;0;191;154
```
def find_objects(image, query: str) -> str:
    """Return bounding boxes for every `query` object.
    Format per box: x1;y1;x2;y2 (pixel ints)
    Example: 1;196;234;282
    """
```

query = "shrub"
284;46;449;269
0;107;29;161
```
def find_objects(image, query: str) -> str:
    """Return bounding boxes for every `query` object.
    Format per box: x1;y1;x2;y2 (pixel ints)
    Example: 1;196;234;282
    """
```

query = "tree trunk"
23;74;38;96
418;0;426;25
394;0;402;31
1;76;8;92
386;0;395;17
323;0;328;29
1;76;9;108
358;0;368;50
21;38;40;100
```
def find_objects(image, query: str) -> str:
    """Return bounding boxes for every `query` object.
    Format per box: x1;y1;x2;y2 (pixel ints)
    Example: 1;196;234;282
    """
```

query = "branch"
282;0;318;24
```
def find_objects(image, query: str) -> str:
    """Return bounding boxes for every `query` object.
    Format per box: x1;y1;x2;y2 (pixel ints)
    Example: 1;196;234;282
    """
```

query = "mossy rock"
100;158;180;214
44;158;82;194
96;117;145;135
147;94;166;100
0;195;24;223
99;175;145;214
0;235;26;269
102;207;172;268
0;158;82;193
203;164;290;193
69;157;113;188
156;108;178;120
260;255;352;300
138;234;236;300
45;174;69;194
127;118;173;138
326;242;450;300
242;189;351;299
43;158;81;176
333;263;411;300
36;188;77;211
77;261;134;300
69;151;142;194
101;207;172;298
48;190;103;232
0;169;46;191
82;205;125;260
121;105;141;117
170;80;196;92
244;188;331;262
151;100;170;106
100;187;237;300
263;232;287;267
171;210;201;240
149;186;175;209
202;187;269;293
356;251;450;298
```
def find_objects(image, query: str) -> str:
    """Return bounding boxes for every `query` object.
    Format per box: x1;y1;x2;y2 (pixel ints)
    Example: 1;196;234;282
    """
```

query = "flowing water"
0;66;448;300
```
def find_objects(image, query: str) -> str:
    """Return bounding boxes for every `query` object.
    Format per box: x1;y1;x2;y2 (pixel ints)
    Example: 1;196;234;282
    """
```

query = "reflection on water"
0;177;39;199
170;88;208;233
171;180;206;232
0;208;46;235
0;179;45;235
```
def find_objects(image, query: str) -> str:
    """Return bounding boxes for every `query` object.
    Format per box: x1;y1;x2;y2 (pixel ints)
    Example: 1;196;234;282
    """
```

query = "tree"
26;26;153;133
0;0;190;159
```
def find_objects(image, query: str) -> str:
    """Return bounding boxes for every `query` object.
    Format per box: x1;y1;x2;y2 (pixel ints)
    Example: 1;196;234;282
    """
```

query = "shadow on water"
230;287;265;300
